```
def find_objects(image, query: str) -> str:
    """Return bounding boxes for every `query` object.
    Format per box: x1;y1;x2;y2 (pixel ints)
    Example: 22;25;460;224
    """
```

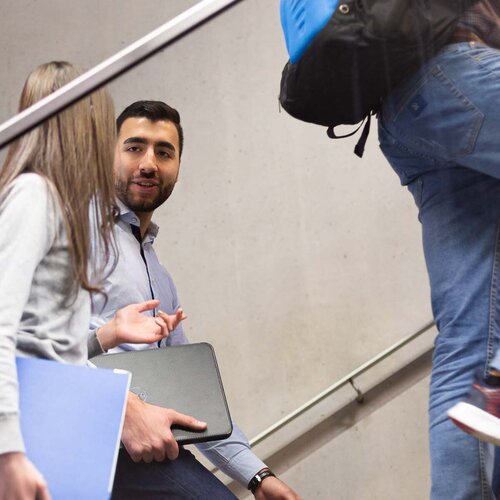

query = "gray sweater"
0;173;89;455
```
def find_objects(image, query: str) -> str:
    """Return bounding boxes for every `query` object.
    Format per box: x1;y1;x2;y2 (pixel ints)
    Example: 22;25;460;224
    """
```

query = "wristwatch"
248;468;276;493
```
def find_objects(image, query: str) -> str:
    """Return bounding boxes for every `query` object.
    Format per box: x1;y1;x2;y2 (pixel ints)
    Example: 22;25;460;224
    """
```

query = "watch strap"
248;468;276;493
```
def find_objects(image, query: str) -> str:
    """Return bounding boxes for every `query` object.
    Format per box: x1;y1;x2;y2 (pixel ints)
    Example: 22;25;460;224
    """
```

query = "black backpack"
279;0;479;157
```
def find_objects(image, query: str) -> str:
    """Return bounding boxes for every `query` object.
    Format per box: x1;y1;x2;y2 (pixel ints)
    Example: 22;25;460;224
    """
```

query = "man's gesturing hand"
97;300;187;351
121;392;207;462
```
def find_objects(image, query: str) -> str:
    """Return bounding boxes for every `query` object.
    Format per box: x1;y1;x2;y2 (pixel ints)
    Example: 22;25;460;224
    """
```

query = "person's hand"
254;476;301;500
121;392;206;462
97;300;186;351
0;452;51;500
158;308;187;333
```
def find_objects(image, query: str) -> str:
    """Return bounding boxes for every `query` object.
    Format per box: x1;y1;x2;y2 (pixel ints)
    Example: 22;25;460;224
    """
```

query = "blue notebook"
16;357;131;500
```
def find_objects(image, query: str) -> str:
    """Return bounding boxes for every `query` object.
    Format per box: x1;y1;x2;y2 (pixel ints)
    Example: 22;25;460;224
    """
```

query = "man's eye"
126;146;141;153
158;151;171;159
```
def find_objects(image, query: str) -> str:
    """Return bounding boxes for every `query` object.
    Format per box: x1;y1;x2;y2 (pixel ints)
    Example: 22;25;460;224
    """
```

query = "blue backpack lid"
280;0;339;64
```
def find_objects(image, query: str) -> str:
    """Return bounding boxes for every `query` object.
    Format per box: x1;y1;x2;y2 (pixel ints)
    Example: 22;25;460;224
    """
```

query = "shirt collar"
116;198;159;239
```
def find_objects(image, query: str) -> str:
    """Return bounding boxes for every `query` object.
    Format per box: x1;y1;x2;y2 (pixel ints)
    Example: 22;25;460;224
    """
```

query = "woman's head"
1;61;117;293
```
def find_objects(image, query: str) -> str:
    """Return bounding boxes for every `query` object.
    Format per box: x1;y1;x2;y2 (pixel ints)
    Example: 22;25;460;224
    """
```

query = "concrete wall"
1;1;434;497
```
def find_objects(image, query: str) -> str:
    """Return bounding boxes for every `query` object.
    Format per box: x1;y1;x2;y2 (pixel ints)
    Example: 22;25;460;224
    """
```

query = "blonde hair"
0;61;116;294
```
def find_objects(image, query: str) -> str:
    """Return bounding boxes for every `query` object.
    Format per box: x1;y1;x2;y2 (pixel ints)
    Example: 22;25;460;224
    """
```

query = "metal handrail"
0;0;243;149
249;320;435;447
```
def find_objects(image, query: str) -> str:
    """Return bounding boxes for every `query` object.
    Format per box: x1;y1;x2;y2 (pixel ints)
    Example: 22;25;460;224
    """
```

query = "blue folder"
17;357;131;500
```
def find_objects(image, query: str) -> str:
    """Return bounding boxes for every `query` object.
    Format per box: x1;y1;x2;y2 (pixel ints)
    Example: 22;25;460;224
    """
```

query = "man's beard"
115;177;176;213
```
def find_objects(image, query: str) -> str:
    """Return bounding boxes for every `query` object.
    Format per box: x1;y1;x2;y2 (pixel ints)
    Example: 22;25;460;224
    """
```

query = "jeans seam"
383;133;441;166
465;45;500;64
478;219;500;500
486;219;500;375
479;441;491;500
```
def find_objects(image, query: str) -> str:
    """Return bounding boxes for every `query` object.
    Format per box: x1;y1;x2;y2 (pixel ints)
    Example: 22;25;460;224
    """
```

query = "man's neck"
136;211;153;239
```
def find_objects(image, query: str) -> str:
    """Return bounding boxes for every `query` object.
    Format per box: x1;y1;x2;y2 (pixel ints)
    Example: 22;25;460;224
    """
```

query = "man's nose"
139;149;157;174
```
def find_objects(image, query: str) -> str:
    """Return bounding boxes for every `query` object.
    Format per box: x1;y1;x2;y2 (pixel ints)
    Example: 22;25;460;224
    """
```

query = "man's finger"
165;438;180;461
141;449;154;464
175;308;187;321
158;309;187;331
35;477;51;500
153;317;169;338
169;410;207;430
153;447;166;462
154;317;167;329
157;311;174;331
125;444;143;463
136;300;160;313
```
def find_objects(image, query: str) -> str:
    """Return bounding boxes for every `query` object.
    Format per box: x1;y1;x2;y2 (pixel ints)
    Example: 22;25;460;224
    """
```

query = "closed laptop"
91;342;233;444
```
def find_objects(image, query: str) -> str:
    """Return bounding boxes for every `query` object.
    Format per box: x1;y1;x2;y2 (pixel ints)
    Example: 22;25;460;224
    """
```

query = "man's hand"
254;476;301;500
121;392;207;462
158;308;187;333
97;300;187;351
0;452;51;500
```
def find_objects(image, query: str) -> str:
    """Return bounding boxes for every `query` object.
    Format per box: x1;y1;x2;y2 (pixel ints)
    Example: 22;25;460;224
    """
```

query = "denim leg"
420;169;500;500
112;448;238;500
378;42;500;499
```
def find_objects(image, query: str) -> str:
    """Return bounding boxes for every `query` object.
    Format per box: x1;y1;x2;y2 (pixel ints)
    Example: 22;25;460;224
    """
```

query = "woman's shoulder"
3;173;55;207
10;172;50;193
0;173;61;233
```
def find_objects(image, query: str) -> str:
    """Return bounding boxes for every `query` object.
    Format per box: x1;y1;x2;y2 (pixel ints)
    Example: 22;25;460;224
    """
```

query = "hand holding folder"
17;357;130;500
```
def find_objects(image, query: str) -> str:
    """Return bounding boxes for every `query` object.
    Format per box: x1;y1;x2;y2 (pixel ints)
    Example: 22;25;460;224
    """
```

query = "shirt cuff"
198;440;267;486
87;329;105;359
221;447;267;486
0;413;25;455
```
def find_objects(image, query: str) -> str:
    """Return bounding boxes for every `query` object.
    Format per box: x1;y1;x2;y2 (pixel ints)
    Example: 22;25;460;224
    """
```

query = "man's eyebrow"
155;141;176;152
123;136;147;145
122;137;176;152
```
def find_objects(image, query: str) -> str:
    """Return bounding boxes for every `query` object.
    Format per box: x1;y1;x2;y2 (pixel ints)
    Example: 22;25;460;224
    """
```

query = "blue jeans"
378;42;500;499
112;448;237;499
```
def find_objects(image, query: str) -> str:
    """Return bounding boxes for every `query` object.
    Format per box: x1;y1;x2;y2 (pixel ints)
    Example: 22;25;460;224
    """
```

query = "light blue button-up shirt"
90;200;265;486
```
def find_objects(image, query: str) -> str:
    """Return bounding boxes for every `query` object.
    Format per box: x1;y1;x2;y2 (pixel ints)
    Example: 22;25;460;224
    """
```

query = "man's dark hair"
116;100;184;158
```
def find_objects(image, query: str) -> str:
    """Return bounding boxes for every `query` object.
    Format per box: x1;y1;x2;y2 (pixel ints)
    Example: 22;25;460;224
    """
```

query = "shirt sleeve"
195;423;267;486
87;329;105;358
0;175;55;454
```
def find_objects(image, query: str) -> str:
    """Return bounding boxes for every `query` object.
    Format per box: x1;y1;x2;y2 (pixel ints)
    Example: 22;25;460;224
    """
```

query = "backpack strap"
326;114;372;158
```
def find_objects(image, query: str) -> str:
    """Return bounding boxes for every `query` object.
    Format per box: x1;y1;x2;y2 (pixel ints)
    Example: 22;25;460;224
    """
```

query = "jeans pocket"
390;65;484;159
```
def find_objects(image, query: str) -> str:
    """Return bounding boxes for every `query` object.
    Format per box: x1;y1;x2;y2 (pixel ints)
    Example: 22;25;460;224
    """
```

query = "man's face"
114;117;181;213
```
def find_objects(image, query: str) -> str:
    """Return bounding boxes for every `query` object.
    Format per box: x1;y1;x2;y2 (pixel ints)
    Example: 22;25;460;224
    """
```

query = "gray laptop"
90;342;233;444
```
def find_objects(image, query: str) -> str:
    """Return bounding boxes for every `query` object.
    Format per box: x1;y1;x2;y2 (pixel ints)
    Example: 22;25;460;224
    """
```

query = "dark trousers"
112;448;238;500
